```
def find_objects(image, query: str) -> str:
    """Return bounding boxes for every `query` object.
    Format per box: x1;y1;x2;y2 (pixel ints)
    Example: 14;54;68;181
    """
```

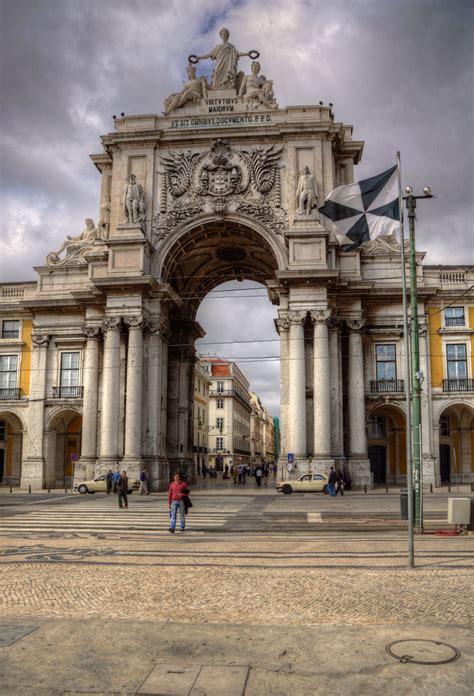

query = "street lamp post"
404;185;433;534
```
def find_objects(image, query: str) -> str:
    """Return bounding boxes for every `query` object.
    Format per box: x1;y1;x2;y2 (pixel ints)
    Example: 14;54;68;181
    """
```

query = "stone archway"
154;216;283;481
0;410;25;486
366;404;407;485
435;402;474;484
45;408;83;488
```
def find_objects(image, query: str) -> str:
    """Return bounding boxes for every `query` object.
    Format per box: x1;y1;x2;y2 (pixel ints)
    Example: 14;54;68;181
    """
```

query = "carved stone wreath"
152;138;286;243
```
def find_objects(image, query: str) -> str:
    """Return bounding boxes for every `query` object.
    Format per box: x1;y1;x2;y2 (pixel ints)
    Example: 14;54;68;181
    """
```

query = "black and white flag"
318;165;400;251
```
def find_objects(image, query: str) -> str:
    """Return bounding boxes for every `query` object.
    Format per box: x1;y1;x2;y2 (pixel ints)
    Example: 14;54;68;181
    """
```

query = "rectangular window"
0;355;18;389
217;398;224;408
2;320;20;339
439;414;450;437
217;381;224;393
375;344;397;381
446;344;467;379
444;307;465;327
216;417;224;430
216;436;224;450
60;352;80;388
367;415;386;439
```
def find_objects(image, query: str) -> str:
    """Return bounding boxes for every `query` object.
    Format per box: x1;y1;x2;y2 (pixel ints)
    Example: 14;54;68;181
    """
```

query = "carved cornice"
310;310;331;325
32;334;50;347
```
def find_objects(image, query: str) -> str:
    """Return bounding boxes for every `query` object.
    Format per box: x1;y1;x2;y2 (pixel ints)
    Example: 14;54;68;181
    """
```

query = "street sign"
287;453;294;463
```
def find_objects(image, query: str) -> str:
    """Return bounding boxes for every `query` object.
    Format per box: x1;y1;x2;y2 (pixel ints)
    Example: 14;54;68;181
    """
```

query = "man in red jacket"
168;472;189;533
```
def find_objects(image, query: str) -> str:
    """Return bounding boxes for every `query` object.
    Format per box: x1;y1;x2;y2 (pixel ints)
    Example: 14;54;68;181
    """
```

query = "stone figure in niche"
239;61;277;110
296;166;318;216
46;218;99;265
164;64;208;114
99;193;111;237
123;174;145;224
188;27;258;90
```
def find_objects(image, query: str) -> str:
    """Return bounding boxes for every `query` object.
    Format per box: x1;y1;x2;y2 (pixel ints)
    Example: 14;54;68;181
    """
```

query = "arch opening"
0;411;24;486
367;405;407;486
436;403;473;485
46;408;82;488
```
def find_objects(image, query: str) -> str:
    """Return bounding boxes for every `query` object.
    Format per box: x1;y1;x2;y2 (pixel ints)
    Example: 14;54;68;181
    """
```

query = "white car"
74;474;139;495
276;473;328;495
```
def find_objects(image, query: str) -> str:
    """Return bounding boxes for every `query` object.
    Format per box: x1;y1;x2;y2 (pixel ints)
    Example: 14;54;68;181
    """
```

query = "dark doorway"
368;445;386;485
0;449;4;483
439;444;450;483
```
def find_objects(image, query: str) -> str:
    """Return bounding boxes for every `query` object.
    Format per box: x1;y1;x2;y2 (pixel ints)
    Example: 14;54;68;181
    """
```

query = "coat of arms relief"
152;139;286;244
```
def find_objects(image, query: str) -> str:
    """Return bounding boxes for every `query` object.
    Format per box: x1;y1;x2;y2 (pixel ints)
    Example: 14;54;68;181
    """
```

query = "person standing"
139;467;149;495
117;471;129;509
336;470;345;496
202;463;208;480
272;463;278;478
263;464;269;488
168;472;189;533
255;465;263;487
327;467;337;497
112;469;121;495
106;469;113;494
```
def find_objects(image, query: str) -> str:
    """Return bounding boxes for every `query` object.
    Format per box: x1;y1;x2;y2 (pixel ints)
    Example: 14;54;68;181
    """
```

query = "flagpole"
397;151;414;568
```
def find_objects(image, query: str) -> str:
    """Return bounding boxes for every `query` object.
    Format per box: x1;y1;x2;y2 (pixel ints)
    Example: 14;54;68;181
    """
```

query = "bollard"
364;484;367;494
386;484;389;494
448;481;451;493
28;485;31;494
65;486;68;494
9;485;12;493
430;483;433;493
471;482;474;492
48;486;51;494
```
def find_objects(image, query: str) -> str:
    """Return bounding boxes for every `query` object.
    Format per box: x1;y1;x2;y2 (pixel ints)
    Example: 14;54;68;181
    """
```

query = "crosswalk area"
0;498;248;538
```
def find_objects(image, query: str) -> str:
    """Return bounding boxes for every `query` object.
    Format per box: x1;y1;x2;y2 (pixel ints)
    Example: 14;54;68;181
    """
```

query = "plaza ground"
0;481;472;695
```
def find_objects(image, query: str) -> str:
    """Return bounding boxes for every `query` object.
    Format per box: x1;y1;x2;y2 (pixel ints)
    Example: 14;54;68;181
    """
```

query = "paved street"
0;485;473;694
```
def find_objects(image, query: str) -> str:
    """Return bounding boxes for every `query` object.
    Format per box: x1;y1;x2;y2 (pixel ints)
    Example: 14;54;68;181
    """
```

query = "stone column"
22;334;49;489
99;317;122;465
77;326;101;482
311;310;331;458
347;319;370;487
123;316;146;478
276;315;290;466
328;318;343;459
288;311;307;457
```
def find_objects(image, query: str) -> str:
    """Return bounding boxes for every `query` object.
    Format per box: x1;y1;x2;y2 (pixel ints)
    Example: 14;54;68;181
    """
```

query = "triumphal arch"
21;29;387;489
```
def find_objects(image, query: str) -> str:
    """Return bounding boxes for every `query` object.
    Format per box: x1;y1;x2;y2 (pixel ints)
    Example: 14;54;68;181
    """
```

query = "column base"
279;456;335;480
21;457;46;490
347;457;371;489
422;455;436;486
75;457;97;484
143;457;170;492
168;457;196;485
96;457;121;477
120;458;144;483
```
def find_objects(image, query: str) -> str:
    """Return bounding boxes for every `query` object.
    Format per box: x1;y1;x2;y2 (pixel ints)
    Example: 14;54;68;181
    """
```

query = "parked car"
276;473;328;495
74;474;139;495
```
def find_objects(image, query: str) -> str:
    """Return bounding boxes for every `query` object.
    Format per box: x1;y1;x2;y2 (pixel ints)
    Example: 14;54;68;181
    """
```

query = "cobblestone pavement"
0;492;472;627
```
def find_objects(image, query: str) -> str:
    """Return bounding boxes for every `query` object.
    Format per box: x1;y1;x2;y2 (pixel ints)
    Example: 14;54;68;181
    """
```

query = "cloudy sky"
1;0;473;416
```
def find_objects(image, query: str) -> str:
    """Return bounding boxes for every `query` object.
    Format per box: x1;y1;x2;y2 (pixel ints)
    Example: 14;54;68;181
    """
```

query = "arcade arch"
366;404;407;486
435;402;473;484
45;408;82;488
0;410;25;485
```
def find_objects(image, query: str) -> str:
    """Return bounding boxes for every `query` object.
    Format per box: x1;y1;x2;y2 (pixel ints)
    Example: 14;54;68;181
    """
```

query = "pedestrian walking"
242;465;247;485
272;463;278;478
336;469;345;496
168;472;189;533
112;469;121;495
343;466;352;491
138;467;149;495
202;463;208;480
263;464;269;488
117;471;129;509
327;466;337;497
232;466;238;484
106;469;113;494
255;465;263;487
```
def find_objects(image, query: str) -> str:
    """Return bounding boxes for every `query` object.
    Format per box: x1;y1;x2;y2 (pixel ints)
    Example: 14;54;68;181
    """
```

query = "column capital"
147;316;170;340
346;318;366;333
327;315;343;331
275;315;291;332
310;309;331;325
32;334;50;347
124;315;149;331
288;310;307;325
103;317;122;333
82;326;102;341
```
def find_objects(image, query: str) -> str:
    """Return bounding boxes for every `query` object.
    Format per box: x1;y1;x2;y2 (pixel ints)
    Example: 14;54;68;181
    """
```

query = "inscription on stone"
170;113;273;129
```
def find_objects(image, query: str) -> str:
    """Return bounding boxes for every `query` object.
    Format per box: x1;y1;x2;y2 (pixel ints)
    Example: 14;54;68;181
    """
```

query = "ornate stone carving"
153;139;285;242
296;166;318;216
99;194;111;238
276;316;291;332
188;27;258;91
46;218;100;266
103;317;122;332
327;315;343;331
82;326;102;340
164;64;208;114
346;319;366;332
288;310;307;325
124;316;149;331
123;174;145;225
360;234;401;255
32;334;50;347
239;61;277;110
310;310;331;325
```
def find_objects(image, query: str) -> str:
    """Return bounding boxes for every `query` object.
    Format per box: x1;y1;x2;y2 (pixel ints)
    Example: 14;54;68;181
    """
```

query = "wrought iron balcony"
442;379;473;392
445;316;465;327
370;379;404;393
0;388;21;400
52;386;84;398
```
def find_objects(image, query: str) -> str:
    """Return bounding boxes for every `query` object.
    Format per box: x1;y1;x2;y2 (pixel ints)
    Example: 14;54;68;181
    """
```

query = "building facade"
0;30;472;489
192;359;210;474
